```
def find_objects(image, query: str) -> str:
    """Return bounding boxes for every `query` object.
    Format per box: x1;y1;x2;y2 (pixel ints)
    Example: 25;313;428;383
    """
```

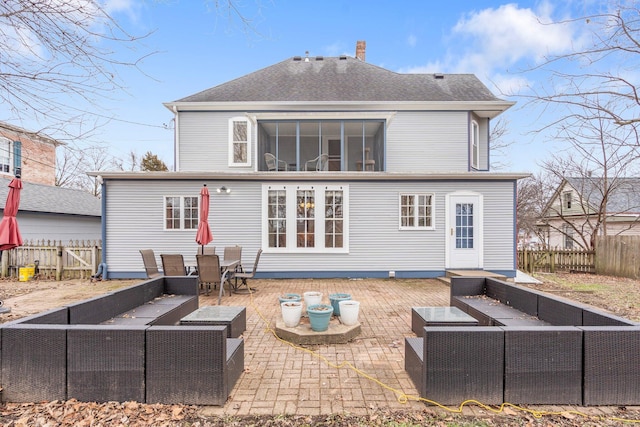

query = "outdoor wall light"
217;186;231;194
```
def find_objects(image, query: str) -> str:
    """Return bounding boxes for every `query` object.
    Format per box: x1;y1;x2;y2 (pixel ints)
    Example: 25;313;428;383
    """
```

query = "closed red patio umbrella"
0;177;23;251
195;184;213;254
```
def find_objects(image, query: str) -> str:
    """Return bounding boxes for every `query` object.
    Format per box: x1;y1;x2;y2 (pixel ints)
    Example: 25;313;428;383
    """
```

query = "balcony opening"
258;119;384;172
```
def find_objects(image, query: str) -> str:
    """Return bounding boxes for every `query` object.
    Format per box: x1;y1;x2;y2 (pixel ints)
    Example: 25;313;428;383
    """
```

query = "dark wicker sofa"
405;276;640;406
0;276;244;405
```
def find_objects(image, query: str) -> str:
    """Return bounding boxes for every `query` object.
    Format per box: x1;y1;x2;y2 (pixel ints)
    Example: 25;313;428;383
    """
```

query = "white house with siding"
93;49;526;279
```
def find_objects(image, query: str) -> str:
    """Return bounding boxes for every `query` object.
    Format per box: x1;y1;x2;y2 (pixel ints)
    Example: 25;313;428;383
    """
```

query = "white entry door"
447;193;483;269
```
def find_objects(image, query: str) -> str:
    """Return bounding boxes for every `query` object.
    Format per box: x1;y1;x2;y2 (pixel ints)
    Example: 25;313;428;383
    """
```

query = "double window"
264;185;348;252
164;196;198;230
399;193;434;230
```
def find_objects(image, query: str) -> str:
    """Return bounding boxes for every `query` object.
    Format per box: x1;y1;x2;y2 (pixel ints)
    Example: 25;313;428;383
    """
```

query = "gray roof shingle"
566;177;640;214
0;177;101;217
175;56;503;103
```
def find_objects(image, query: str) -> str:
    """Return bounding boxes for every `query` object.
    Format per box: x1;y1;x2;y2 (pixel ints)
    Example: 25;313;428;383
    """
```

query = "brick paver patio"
196;278;449;416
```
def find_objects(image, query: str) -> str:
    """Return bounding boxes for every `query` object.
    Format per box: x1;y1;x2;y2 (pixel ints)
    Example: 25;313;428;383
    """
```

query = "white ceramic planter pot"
303;291;322;308
281;301;303;328
339;300;360;326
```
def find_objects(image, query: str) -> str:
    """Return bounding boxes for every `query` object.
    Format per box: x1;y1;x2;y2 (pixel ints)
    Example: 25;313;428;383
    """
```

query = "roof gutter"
87;170;530;181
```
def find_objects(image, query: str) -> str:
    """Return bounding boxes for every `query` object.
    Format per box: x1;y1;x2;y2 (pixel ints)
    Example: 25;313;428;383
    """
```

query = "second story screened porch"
258;120;384;172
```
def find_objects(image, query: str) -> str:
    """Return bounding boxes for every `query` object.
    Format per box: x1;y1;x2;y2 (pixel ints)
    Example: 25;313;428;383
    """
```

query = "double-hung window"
263;184;348;252
0;137;21;175
563;224;575;249
471;120;479;169
563;191;573;210
165;196;199;230
399;193;434;230
228;117;251;167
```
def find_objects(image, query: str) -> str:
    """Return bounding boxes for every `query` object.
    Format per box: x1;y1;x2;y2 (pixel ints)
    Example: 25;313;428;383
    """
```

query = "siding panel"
178;112;256;172
105;179;516;277
387;112;468;172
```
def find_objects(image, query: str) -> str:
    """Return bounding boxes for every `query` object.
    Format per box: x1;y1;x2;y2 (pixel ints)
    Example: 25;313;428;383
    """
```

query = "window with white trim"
471;120;479;169
563;224;574;249
0;137;21;175
400;193;434;229
263;184;348;252
563;191;573;210
164;196;199;230
228;117;251;167
0;138;10;173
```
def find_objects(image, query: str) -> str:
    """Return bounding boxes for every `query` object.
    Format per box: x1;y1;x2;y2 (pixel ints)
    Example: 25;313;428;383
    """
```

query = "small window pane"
233;142;247;163
233;121;247;142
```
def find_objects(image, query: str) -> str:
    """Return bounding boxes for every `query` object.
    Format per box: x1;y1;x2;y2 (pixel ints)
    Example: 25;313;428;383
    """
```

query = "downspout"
173;105;179;172
99;176;108;279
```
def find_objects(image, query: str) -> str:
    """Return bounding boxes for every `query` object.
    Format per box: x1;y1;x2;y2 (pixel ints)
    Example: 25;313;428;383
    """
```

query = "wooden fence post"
56;246;63;281
1;250;7;278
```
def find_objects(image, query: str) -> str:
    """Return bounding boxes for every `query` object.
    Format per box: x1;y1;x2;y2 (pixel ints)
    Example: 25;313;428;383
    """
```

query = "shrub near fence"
0;240;102;280
518;248;595;274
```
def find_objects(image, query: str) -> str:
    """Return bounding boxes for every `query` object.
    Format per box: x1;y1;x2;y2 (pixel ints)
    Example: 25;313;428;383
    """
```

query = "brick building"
0;122;60;186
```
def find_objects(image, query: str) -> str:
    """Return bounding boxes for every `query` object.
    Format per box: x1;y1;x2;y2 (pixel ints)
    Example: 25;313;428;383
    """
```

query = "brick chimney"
356;40;366;61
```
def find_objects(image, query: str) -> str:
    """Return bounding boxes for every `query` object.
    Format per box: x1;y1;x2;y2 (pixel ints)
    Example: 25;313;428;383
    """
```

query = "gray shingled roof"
175;56;503;103
566;177;640;214
0;177;101;217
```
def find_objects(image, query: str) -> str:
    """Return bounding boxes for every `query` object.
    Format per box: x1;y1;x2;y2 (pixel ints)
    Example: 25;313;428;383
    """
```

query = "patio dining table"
218;259;239;304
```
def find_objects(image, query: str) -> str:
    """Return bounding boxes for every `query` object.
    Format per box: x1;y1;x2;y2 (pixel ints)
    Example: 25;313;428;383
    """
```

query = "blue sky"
2;1;612;173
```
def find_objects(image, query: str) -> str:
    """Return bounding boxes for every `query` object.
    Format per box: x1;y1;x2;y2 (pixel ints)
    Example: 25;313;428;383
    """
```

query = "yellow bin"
19;265;35;282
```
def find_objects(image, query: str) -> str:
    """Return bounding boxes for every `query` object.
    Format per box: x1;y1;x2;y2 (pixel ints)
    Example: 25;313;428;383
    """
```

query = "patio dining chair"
160;253;187;276
197;254;235;304
196;246;216;256
233;249;262;293
224;245;243;273
196;254;221;296
140;249;161;279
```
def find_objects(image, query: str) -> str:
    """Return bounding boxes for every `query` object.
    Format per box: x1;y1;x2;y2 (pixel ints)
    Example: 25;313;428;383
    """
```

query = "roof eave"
88;171;530;181
163;100;515;118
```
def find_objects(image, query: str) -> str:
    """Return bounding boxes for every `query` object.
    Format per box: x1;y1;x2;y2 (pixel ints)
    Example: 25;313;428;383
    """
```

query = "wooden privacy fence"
0;240;102;280
595;235;640;279
518;248;595;274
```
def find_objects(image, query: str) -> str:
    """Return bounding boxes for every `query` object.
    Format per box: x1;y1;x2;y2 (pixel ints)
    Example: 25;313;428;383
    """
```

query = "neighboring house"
538;177;640;249
0;121;60;186
0;176;101;243
93;43;526;279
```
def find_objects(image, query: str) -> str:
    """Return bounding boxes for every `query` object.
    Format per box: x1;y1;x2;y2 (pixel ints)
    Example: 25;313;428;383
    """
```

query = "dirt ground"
1;273;640;426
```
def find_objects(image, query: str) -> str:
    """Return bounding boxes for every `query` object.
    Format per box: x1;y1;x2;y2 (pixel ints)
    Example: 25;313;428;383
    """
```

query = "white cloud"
451;3;577;71
399;2;586;85
489;74;532;97
407;34;417;48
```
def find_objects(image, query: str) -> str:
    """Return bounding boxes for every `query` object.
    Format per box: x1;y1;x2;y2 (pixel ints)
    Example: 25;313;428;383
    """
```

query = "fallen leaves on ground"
1;402;640;427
